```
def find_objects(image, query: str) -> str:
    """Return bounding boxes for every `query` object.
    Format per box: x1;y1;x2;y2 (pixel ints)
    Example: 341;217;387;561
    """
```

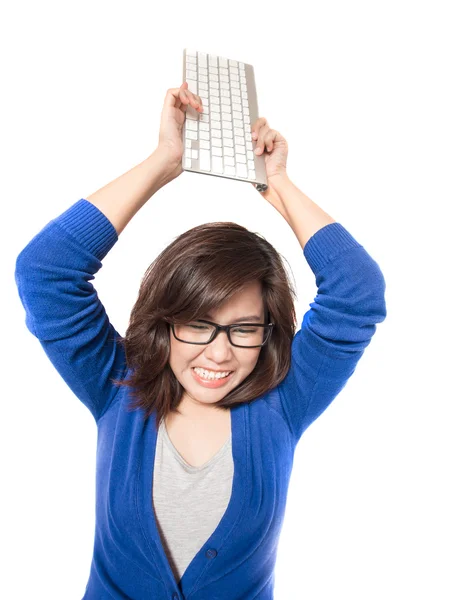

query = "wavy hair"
111;221;298;430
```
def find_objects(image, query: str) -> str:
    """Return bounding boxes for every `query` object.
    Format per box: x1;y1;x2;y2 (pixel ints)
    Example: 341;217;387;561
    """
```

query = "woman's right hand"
156;82;203;181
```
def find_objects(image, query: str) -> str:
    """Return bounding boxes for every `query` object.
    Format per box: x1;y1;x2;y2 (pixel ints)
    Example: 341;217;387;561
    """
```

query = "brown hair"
111;221;298;430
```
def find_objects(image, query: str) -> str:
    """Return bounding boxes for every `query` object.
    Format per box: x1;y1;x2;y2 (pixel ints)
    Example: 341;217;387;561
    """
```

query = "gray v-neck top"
152;418;234;583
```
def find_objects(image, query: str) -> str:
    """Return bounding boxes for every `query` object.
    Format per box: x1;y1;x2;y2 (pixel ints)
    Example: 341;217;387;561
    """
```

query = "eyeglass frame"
169;317;275;348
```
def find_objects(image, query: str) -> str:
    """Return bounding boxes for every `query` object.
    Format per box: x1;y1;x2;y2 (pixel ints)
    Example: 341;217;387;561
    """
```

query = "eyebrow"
204;313;263;323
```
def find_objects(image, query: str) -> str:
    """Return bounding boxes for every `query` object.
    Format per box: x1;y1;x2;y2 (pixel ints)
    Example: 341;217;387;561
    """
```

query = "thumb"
164;83;188;112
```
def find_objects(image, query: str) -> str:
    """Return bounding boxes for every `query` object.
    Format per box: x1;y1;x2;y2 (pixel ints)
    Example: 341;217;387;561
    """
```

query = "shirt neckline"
160;417;232;471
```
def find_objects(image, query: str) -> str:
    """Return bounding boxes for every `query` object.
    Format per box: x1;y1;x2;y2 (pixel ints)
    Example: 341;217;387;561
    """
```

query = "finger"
180;84;203;112
181;89;203;111
251;117;268;140
166;84;187;110
254;125;270;154
165;83;203;112
264;130;279;152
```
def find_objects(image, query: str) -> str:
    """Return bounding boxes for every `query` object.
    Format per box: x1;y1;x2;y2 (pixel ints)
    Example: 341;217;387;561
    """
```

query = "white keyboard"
181;49;268;192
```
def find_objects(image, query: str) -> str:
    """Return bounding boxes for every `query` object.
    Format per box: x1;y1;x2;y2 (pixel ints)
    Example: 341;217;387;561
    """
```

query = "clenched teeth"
193;367;232;380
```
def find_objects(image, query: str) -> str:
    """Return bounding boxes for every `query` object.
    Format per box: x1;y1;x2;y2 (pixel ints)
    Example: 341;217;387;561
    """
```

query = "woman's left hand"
251;117;289;186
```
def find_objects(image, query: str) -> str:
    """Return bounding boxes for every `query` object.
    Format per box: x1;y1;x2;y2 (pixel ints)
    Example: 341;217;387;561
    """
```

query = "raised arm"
261;175;386;442
84;82;206;234
85;149;173;236
14;84;205;422
15;200;128;422
276;219;387;443
14;151;174;421
249;119;387;442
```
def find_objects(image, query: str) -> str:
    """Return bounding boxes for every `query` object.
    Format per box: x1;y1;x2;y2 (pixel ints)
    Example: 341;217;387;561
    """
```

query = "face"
168;280;265;414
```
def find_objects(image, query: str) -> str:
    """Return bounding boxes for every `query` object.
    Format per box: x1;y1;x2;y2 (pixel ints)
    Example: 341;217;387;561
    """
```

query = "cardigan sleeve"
14;199;126;423
272;223;387;444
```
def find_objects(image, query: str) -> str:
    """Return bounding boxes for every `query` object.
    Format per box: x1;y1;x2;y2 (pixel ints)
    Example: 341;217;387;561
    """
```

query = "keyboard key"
186;130;198;140
186;120;198;131
199;150;211;171
186;79;197;94
212;156;223;173
224;165;236;176
236;163;248;178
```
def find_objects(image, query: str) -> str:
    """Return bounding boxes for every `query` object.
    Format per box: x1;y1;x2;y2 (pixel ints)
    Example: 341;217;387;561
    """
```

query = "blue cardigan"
15;199;387;599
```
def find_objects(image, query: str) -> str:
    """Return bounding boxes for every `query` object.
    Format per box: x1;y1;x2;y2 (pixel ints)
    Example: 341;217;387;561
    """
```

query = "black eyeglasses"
169;318;274;348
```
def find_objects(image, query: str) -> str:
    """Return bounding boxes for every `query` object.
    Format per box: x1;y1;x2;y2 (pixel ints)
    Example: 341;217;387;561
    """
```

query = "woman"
15;82;387;599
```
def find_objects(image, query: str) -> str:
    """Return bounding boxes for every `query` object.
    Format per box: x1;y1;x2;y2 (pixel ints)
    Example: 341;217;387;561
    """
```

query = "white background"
2;1;449;598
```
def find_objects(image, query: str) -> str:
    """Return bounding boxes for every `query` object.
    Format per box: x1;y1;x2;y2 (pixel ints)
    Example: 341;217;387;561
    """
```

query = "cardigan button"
172;594;179;600
205;548;217;559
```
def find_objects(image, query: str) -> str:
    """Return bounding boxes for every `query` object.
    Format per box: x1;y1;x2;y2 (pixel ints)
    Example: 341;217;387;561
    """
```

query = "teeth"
193;367;231;380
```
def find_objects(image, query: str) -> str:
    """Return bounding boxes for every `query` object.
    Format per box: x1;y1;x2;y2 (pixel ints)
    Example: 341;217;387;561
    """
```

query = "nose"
206;329;234;358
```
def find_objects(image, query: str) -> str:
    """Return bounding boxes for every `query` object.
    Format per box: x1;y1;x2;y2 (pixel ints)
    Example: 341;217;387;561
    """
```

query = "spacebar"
199;150;211;172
